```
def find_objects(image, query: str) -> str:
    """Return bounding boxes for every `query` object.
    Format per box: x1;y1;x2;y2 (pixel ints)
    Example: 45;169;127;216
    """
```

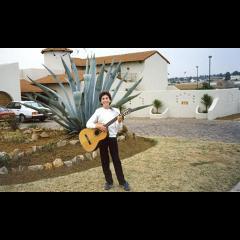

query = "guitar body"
79;128;108;152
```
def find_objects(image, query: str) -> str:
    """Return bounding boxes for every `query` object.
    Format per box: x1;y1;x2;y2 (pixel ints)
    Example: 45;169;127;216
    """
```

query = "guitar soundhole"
95;130;100;136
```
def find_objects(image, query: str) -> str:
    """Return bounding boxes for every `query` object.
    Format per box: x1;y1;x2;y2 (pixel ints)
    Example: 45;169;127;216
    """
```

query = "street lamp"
196;66;199;89
209;56;212;88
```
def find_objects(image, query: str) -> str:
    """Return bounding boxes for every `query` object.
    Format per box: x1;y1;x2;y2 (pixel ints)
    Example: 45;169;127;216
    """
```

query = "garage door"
0;91;12;107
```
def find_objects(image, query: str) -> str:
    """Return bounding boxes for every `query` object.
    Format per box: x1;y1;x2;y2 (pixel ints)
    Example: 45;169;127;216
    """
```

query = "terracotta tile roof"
41;48;73;54
35;71;84;85
20;80;43;93
73;50;170;67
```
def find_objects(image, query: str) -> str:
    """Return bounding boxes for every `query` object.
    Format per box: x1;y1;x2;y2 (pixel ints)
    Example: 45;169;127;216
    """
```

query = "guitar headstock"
121;108;133;117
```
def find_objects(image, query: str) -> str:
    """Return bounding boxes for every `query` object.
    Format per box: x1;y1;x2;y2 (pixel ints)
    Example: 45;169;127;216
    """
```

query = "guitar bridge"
84;134;92;145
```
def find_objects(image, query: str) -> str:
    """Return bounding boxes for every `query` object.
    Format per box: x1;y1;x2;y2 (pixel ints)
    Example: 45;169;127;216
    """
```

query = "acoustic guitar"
79;108;132;152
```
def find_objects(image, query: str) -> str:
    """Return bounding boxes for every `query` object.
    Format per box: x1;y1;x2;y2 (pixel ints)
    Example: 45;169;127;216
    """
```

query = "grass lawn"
1;137;240;192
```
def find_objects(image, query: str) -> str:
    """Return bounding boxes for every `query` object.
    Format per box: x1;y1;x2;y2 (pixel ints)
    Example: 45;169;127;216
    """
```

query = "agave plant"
26;56;152;134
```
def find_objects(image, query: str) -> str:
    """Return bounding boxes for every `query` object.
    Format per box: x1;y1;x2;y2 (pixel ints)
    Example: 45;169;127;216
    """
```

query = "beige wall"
0;63;21;102
142;53;168;91
44;52;71;74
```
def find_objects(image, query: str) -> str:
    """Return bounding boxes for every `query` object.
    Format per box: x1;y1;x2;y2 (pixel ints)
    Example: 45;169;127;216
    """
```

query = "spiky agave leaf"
112;93;141;108
112;71;128;102
93;64;105;110
42;64;77;118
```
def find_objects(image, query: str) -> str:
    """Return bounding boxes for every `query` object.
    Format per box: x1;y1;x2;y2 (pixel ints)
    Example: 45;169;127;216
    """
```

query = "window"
6;103;14;109
13;103;21;109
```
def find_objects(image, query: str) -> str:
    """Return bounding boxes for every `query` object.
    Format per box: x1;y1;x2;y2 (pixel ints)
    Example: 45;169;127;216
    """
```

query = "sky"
0;48;240;78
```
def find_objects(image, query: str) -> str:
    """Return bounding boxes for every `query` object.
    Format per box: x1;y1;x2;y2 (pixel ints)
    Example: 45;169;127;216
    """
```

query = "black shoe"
121;182;131;192
104;183;113;191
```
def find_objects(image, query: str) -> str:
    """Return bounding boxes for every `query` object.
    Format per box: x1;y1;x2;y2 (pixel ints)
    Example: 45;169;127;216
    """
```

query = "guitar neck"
104;115;120;128
103;109;131;128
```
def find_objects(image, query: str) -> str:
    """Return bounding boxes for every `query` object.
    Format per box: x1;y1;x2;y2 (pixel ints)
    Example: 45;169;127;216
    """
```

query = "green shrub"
0;152;10;168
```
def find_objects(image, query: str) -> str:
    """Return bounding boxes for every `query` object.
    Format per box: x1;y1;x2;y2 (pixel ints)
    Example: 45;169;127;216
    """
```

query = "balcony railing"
119;72;138;82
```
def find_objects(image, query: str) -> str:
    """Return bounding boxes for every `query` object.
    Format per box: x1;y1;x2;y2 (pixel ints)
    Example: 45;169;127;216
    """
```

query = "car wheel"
19;114;26;123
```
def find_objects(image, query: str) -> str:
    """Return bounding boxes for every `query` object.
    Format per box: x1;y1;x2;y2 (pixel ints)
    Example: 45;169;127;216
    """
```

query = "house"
21;48;170;113
0;63;21;106
73;50;170;91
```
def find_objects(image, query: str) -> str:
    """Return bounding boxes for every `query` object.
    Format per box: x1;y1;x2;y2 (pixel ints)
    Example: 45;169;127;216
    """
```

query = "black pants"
99;137;126;185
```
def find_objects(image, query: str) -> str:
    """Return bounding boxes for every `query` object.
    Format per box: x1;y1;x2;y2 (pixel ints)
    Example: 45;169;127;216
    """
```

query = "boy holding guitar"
86;91;131;191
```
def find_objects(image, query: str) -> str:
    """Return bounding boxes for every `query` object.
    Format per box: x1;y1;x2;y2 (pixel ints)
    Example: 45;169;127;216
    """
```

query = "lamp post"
209;56;212;88
196;66;199;89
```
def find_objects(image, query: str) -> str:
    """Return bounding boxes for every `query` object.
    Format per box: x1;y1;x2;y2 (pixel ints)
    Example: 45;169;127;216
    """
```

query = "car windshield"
27;102;43;108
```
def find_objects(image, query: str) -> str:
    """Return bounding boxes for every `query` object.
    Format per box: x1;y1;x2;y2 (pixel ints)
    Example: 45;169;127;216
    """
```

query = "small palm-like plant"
153;99;163;114
201;94;213;113
26;56;152;134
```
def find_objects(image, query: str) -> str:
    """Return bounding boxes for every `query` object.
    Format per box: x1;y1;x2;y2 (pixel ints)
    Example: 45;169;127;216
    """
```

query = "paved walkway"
125;118;240;143
20;118;240;143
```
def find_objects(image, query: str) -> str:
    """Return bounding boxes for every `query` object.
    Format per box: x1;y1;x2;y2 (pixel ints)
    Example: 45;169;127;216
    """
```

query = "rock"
10;149;20;160
33;128;42;133
85;153;93;161
37;146;43;151
23;129;32;135
44;163;53;170
18;165;26;172
32;146;37;153
31;133;39;141
40;132;49;138
0;166;8;175
69;140;80;145
71;156;80;164
53;158;64;168
92;150;98;159
17;152;25;159
77;155;85;161
64;161;73;167
57;140;67;148
117;135;126;142
28;165;44;171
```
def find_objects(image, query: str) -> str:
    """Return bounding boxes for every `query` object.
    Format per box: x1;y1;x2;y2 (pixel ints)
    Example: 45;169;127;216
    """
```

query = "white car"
6;101;51;123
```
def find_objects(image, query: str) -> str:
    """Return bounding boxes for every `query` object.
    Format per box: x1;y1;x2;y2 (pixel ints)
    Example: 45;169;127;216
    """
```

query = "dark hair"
99;91;112;103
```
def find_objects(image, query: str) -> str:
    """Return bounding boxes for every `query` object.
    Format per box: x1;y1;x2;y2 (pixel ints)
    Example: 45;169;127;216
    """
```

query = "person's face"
101;95;111;108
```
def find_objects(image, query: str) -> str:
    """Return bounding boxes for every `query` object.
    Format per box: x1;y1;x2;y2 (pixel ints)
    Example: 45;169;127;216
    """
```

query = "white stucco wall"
142;53;168;91
110;54;168;93
20;68;48;80
0;63;21;101
114;89;240;119
44;52;71;74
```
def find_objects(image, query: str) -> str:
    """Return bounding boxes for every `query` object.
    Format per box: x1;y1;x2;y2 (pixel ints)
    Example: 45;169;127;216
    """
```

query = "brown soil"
0;136;156;186
217;114;240;121
0;129;67;153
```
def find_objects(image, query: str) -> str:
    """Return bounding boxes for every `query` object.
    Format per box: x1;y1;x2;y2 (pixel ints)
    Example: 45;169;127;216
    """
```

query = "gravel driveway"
20;118;240;143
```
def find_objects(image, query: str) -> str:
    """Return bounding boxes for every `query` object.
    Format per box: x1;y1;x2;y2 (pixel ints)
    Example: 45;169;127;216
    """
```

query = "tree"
153;100;163;114
232;71;240;76
225;72;231;81
201;94;213;113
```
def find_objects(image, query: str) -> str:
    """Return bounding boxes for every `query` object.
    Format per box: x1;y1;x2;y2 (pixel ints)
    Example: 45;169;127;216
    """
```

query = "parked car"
0;106;16;121
6;101;51;123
